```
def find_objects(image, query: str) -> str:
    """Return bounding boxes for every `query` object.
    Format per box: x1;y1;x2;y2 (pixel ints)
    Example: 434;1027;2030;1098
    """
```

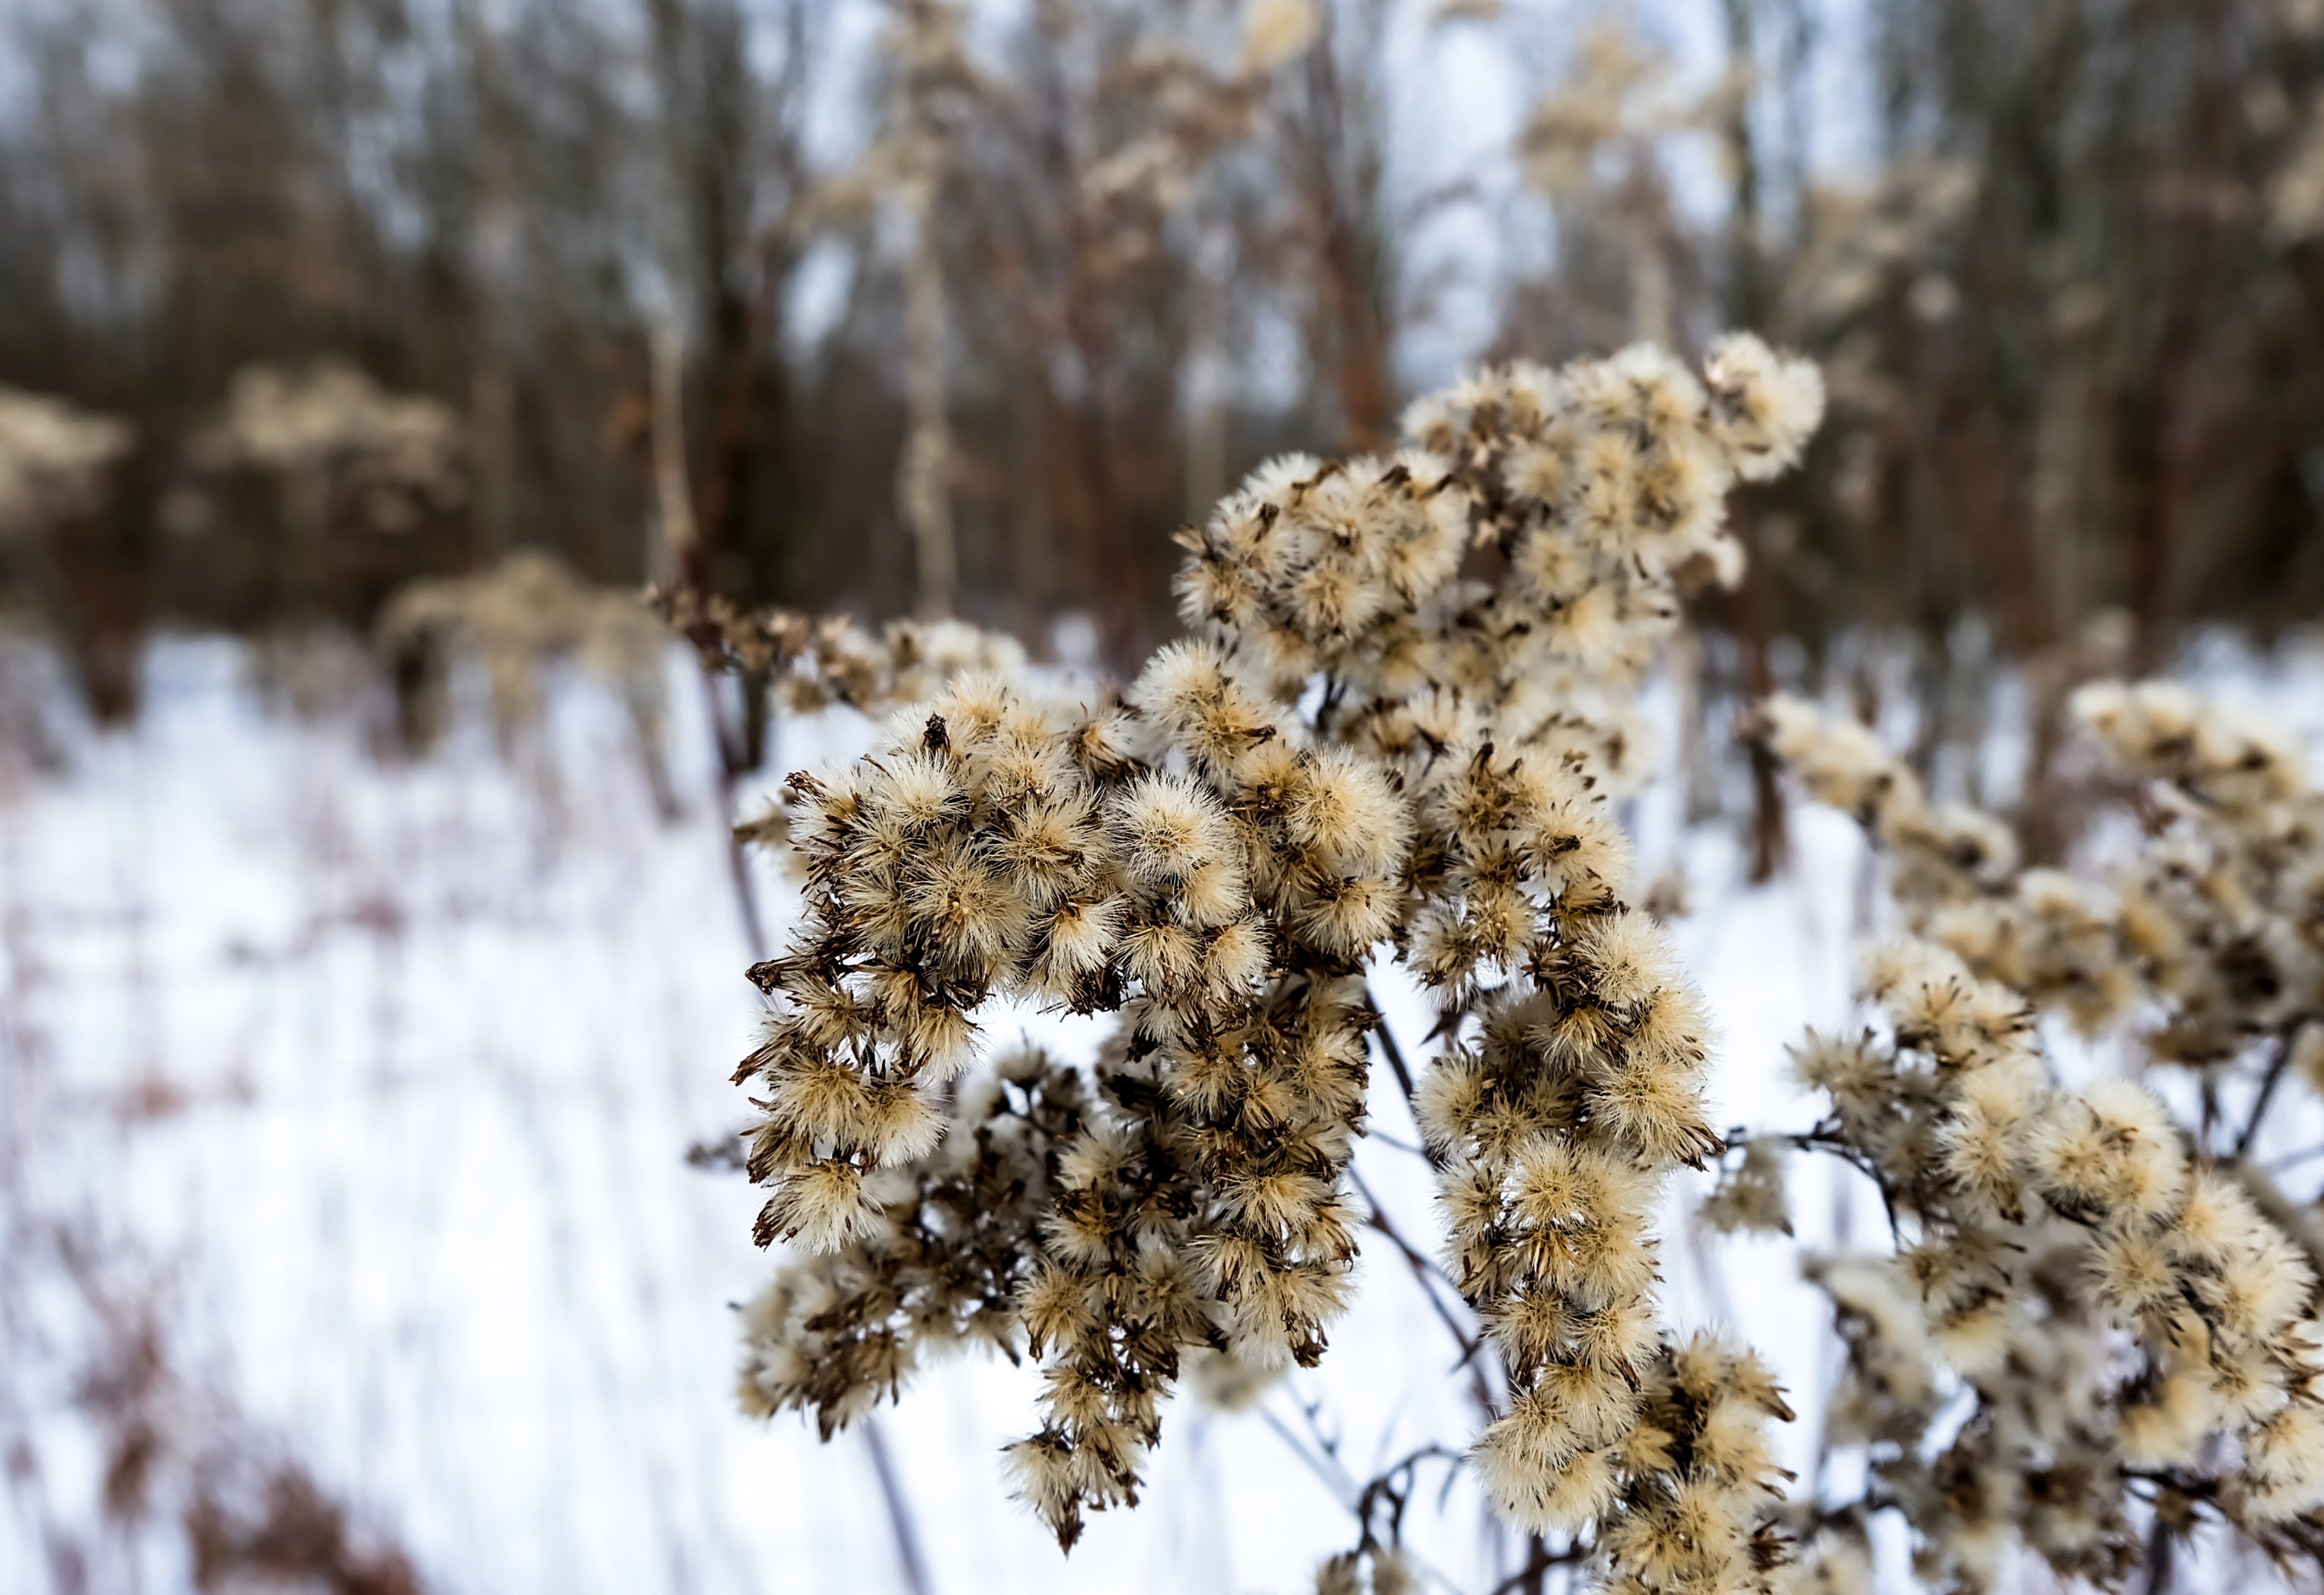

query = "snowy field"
4;628;2322;1594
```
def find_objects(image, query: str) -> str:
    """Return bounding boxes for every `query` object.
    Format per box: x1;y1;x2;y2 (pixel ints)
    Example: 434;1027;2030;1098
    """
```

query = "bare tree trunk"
1183;218;1232;522
1298;24;1393;453
900;169;957;622
1722;0;1787;882
2124;208;2216;679
693;234;779;572
1625;198;1672;348
463;0;518;559
649;319;700;588
1735;525;1789;883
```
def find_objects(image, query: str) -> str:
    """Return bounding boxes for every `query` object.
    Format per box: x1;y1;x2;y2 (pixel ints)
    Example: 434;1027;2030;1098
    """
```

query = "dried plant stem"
859;1412;934;1595
900;169;956;623
2234;1017;2312;1161
1351;1168;1496;1419
649;319;701;585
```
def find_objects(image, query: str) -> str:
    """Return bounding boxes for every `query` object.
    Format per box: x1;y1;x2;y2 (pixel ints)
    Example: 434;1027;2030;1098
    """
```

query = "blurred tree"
0;0;2316;779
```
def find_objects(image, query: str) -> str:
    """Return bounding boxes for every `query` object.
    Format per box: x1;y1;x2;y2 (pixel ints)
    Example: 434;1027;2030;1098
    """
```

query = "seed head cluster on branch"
1745;687;2324;1586
720;335;1823;1580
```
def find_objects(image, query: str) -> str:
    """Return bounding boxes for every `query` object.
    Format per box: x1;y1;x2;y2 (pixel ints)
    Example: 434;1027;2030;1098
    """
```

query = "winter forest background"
6;1;2324;1592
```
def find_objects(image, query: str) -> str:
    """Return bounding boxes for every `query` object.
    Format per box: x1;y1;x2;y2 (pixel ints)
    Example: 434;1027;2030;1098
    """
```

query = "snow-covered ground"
3;627;2320;1594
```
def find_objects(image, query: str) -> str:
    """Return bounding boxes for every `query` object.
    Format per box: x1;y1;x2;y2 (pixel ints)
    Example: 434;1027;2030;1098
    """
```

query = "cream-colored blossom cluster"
0;387;133;537
1782;157;1979;335
1757;695;2020;908
1316;1542;1417;1595
2070;682;2322;1066
190;363;464;533
1700;1138;1793;1237
1761;684;2323;1057
1181;335;1823;794
1758;689;2324;1586
1787;944;2324;1583
730;336;1823;1574
1404;747;1773;1560
1513;21;1747;209
736;1045;1091;1435
1597;1336;1797;1595
1792;951;2153;1585
747;648;1407;1541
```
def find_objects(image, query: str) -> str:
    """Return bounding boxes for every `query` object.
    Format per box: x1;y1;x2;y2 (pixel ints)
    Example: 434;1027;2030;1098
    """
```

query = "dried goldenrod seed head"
1763;685;2324;1579
1700;1138;1792;1238
1702;333;1826;482
1113;772;1242;893
725;337;1830;1568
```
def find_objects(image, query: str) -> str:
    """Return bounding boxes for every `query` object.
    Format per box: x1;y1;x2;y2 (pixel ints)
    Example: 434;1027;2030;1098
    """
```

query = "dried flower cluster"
736;1044;1093;1434
804;0;1332;616
1518;23;1705;203
0;387;133;537
380;550;671;747
1760;684;2321;1064
1402;736;1790;1572
741;651;1405;1541
1750;687;2324;1586
1782;157;1978;337
657;583;1028;722
1181;336;1823;794
820;0;1307;246
189;363;464;534
729;336;1824;1577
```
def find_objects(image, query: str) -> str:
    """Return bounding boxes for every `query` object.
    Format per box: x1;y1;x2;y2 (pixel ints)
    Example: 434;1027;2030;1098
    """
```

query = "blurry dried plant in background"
188;365;465;539
663;590;1030;727
0;388;131;541
4;0;2324;1587
1732;681;2324;1588
802;0;1389;657
3;0;2323;761
0;389;138;716
1514;18;1739;350
378;550;674;810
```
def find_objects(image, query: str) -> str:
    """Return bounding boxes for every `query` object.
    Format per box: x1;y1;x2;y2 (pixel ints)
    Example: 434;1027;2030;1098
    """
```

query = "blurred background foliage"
1;0;2320;749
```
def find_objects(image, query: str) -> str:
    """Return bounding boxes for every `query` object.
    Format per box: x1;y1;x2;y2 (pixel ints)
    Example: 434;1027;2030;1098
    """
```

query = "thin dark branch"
1259;1404;1359;1504
1299;1390;1343;1462
2234;1016;2313;1160
1350;1169;1497;1420
1485;1536;1588;1595
858;1415;934;1595
703;678;931;1592
1369;990;1420;1106
1366;1127;1431;1160
2142;1509;2175;1595
1780;1127;1906;1243
2266;1143;2324;1174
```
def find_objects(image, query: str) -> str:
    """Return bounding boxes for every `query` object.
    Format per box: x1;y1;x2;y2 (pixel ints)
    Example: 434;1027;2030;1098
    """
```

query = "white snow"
4;626;2320;1593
